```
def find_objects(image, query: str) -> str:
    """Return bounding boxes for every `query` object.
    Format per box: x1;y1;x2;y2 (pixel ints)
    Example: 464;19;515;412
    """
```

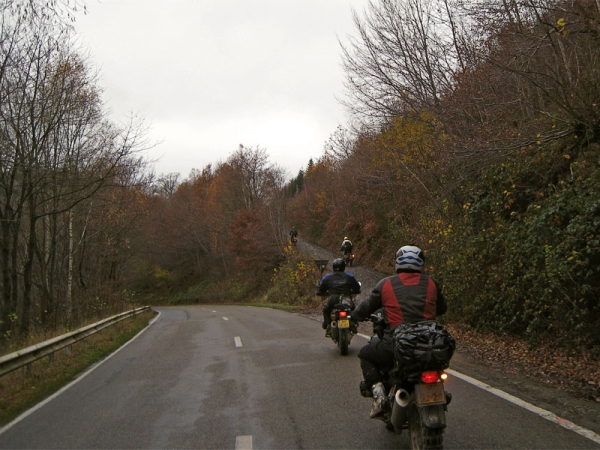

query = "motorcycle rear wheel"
408;404;444;450
338;329;349;355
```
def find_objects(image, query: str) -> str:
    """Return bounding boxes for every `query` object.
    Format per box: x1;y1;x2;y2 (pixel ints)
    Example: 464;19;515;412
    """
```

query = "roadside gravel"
296;238;600;438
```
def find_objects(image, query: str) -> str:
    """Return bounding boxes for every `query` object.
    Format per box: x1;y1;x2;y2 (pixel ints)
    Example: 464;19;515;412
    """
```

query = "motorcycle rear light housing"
421;371;440;383
339;311;347;318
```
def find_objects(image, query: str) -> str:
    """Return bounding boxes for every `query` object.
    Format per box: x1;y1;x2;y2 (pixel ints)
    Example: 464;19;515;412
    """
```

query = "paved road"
0;305;598;449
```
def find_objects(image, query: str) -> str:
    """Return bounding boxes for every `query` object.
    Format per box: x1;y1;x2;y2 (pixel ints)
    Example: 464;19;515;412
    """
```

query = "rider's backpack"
392;321;456;373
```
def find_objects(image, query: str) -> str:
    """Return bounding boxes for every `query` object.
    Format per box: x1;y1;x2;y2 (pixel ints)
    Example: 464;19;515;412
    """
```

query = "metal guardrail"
0;306;151;378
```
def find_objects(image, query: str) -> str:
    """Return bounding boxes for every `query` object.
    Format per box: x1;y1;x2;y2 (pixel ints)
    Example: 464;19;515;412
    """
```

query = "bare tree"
339;0;471;127
153;172;180;197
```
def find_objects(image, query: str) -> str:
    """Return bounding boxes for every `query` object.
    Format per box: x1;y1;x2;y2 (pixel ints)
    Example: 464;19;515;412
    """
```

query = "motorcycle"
325;294;358;356
361;313;455;450
342;251;354;266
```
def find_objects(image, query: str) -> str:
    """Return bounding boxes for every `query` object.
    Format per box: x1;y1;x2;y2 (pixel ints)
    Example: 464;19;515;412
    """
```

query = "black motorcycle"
342;251;354;266
361;314;455;450
325;295;358;356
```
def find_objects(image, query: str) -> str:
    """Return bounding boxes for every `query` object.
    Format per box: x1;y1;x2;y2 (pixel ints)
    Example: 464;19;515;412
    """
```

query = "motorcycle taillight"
339;311;347;318
421;371;440;383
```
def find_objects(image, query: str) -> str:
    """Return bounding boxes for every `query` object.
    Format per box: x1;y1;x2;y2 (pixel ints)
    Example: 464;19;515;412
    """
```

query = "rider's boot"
322;321;332;337
370;382;386;419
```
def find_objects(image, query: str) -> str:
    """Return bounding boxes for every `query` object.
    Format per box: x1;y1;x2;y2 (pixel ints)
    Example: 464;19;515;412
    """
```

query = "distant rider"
317;258;361;334
290;227;298;244
352;245;447;418
341;237;353;255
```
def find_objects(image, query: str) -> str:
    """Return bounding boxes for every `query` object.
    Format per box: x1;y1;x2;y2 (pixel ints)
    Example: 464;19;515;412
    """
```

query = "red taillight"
339;311;347;318
421;371;439;383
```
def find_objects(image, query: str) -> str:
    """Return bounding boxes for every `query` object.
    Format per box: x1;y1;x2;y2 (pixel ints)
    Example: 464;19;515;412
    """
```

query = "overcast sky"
74;0;367;180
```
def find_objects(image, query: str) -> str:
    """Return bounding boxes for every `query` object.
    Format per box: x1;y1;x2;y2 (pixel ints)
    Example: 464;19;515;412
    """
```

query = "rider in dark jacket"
340;237;353;254
352;245;447;418
317;258;361;332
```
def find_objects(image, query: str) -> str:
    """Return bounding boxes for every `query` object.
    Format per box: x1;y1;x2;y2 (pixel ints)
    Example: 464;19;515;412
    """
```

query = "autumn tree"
0;5;149;337
140;146;288;300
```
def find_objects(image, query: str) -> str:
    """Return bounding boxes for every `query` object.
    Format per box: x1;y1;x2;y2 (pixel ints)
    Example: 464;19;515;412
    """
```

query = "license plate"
337;319;350;328
415;383;445;405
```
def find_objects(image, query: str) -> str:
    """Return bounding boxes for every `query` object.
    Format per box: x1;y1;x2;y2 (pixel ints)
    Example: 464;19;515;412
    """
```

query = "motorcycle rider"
289;227;298;244
352;245;447;418
317;258;361;334
340;236;353;255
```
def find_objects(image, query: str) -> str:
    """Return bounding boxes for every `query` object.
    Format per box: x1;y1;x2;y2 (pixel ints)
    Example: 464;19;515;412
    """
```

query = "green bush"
441;144;600;352
264;246;321;308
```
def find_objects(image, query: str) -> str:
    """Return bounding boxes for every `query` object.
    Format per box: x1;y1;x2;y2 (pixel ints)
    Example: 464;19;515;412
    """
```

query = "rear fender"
418;404;446;430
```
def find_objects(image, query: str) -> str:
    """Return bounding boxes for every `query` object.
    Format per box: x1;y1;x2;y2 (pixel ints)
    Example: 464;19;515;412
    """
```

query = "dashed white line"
234;336;243;348
223;317;229;321
236;435;252;449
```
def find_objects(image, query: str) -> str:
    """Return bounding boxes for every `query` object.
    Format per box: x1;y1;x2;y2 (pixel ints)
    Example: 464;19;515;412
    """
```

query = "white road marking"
234;336;243;348
357;332;600;445
0;310;163;436
223;317;229;321
447;369;600;445
236;435;252;449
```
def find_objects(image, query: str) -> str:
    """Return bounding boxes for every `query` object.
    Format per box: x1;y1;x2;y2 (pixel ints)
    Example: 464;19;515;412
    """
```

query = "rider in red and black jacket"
352;245;447;418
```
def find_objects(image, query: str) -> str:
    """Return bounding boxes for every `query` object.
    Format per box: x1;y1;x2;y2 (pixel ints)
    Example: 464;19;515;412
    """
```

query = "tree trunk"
66;209;73;327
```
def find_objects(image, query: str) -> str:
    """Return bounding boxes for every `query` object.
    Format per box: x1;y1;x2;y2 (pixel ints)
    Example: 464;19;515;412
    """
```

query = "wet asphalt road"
0;305;598;449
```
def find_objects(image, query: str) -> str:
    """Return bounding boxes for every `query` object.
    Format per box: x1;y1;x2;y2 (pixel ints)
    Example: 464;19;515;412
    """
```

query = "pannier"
392;320;456;373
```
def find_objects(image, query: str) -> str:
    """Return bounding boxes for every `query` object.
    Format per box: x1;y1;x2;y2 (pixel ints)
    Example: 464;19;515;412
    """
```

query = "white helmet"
395;245;425;272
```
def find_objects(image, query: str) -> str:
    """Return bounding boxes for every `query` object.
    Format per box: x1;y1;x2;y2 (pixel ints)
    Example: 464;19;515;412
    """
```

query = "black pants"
322;295;356;324
322;296;339;325
357;336;394;388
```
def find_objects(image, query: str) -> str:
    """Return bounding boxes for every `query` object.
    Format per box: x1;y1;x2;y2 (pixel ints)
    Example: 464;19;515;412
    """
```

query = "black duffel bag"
392;320;456;372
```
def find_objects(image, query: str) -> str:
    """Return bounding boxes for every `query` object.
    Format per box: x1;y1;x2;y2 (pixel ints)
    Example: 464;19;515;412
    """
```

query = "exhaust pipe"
331;321;337;328
391;389;410;430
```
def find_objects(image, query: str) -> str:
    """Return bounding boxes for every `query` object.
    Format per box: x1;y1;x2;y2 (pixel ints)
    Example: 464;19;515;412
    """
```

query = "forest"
1;0;599;357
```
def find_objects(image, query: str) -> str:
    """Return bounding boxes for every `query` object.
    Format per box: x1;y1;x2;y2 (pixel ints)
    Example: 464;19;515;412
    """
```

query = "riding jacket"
354;270;446;327
317;271;361;296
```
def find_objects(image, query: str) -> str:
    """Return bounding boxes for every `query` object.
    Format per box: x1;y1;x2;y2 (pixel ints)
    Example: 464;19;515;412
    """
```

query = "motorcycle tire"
408;404;444;450
338;328;349;356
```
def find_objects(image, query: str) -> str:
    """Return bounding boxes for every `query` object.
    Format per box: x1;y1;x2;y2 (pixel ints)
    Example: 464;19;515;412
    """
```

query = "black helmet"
332;258;346;272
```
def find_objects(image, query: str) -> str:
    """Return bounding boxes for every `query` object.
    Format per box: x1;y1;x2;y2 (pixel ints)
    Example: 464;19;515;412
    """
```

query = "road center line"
356;332;600;445
234;336;243;348
235;435;252;449
222;317;229;321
